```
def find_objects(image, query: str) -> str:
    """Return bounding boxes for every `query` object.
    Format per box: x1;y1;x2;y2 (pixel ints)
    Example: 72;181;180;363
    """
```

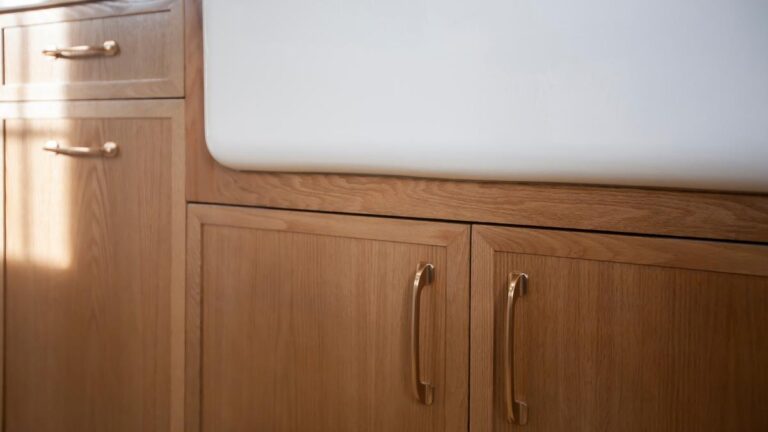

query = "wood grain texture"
475;225;768;277
471;226;768;432
184;0;768;244
1;100;185;432
0;98;5;429
0;0;93;14
0;0;184;101
186;205;470;432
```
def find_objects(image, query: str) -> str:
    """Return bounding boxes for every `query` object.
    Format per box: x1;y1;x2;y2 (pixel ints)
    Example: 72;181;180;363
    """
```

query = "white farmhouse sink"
204;0;768;192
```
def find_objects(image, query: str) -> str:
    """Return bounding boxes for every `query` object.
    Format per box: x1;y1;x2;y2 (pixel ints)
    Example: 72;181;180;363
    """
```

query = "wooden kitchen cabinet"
0;0;184;101
471;226;768;431
186;205;470;432
1;100;185;432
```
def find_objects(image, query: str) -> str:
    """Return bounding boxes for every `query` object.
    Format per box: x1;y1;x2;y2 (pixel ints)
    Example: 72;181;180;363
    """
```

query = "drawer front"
0;0;86;13
0;0;184;101
0;100;185;431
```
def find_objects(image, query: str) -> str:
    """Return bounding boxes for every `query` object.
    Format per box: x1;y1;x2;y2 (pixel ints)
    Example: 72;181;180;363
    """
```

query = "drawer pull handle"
505;272;528;425
43;141;119;158
42;40;119;59
411;262;435;405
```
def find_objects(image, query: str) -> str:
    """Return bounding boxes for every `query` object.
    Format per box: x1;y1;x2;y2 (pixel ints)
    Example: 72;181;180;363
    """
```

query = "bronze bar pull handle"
505;272;528;425
42;40;119;59
43;141;118;158
411;262;435;405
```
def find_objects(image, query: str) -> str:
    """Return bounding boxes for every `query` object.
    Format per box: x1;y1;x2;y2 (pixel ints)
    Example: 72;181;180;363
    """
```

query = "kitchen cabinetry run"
1;100;185;432
470;226;768;431
186;205;470;432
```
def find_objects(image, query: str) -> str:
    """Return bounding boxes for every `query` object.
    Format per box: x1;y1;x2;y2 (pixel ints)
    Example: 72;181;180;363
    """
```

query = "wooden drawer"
0;100;185;431
0;0;184;101
0;1;85;13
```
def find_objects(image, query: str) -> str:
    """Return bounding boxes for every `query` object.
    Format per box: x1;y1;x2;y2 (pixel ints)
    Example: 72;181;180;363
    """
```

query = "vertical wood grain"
469;234;496;432
444;229;471;430
184;210;202;432
169;103;186;432
1;100;185;432
0;117;6;429
186;205;469;432
471;226;768;432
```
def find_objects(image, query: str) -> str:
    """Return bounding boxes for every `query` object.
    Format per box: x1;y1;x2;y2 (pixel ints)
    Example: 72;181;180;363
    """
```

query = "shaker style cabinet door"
471;225;768;432
186;205;470;432
1;100;185;432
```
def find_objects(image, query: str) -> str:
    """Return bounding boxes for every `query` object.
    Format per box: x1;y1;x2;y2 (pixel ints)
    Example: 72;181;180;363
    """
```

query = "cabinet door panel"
1;101;185;432
471;226;768;432
187;205;469;432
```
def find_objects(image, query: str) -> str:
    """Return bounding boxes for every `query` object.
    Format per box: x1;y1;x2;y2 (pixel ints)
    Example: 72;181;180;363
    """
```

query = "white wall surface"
204;0;768;191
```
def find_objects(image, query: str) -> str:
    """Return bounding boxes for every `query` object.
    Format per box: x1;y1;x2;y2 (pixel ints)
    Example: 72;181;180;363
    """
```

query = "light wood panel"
0;0;184;101
0;99;5;429
187;205;470;432
0;0;94;14
471;225;768;431
184;0;768;244
1;100;185;432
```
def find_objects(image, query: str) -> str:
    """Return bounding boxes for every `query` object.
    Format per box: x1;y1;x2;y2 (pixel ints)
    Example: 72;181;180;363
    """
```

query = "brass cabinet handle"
43;140;119;158
505;272;528;424
42;40;119;59
411;262;435;405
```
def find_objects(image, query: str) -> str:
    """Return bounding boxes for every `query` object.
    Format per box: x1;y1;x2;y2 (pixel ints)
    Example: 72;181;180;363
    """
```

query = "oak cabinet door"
471;225;768;432
186;205;470;432
1;100;185;432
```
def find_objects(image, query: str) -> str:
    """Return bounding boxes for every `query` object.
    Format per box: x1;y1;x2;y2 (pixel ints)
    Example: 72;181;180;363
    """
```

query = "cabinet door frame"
470;225;768;431
0;99;186;431
186;204;470;432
